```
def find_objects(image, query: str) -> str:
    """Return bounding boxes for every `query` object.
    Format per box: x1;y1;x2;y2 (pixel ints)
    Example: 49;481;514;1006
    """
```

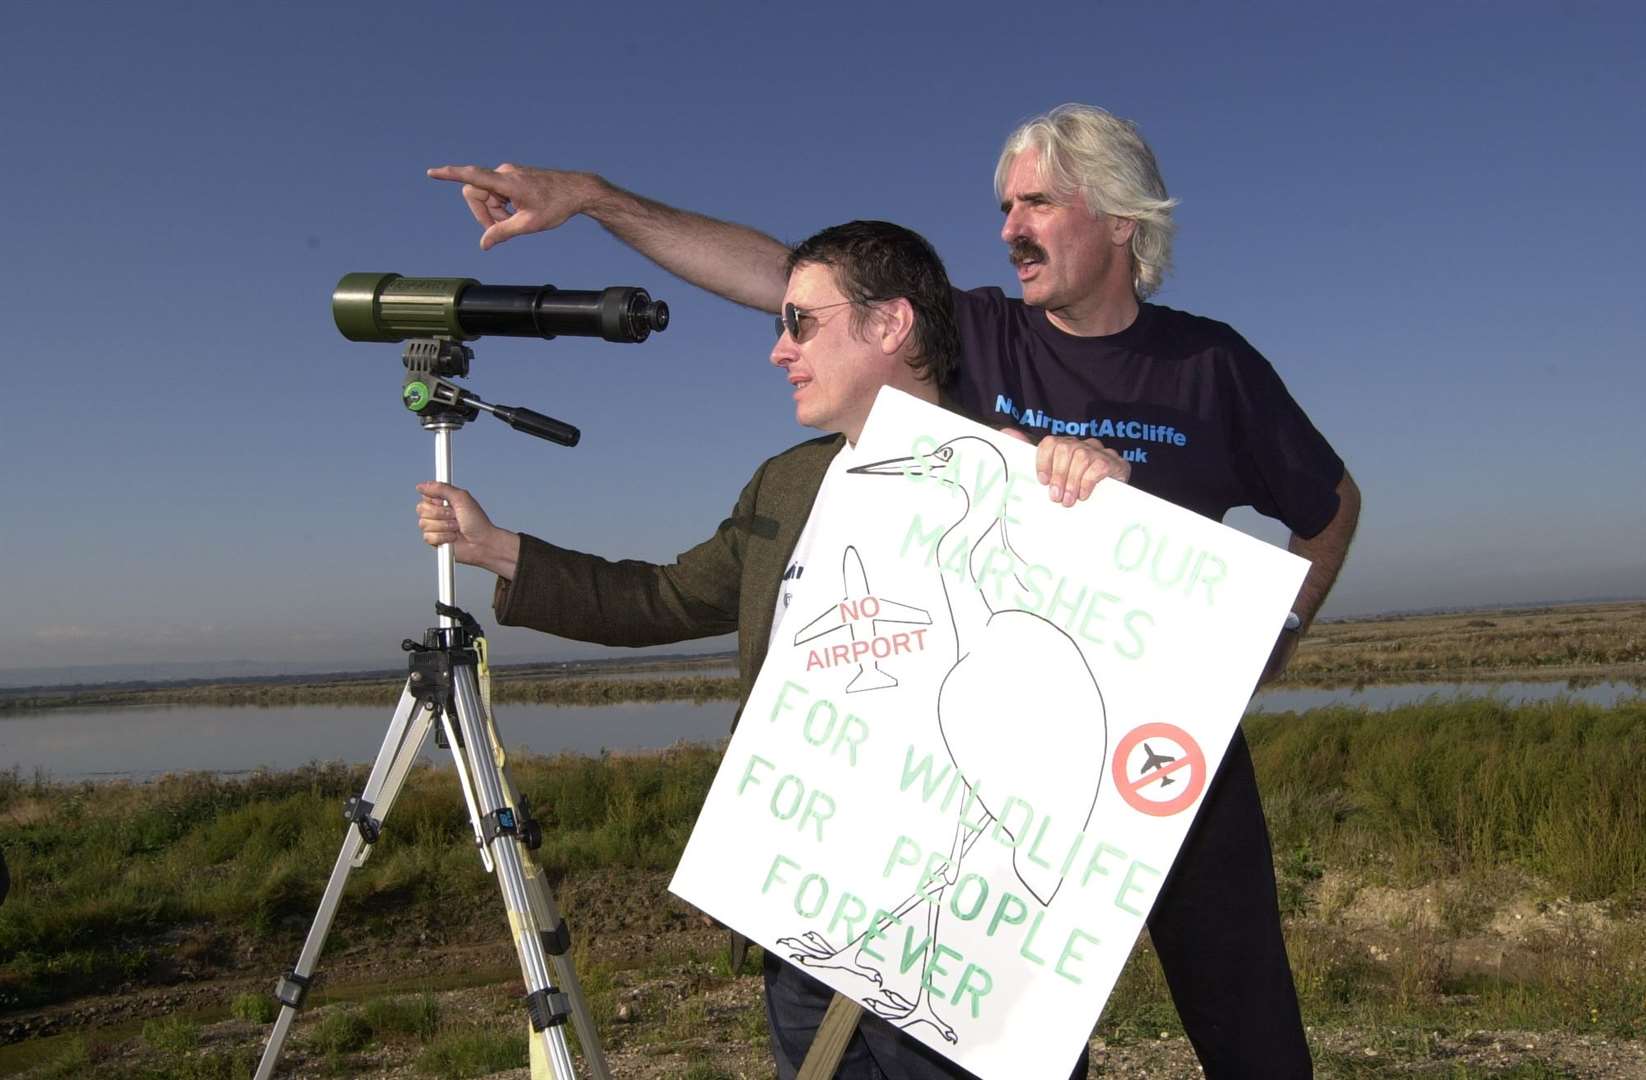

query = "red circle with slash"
1111;722;1207;817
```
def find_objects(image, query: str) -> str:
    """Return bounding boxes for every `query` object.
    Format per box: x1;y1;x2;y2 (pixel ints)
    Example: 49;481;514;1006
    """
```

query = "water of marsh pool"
0;700;737;782
1;680;1638;781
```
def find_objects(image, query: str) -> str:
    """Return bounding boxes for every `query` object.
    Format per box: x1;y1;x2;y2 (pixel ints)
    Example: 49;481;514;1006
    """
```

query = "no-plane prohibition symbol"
1112;722;1206;817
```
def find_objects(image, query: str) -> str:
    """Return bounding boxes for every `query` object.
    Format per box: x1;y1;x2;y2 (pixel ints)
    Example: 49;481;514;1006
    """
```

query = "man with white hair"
430;104;1357;1077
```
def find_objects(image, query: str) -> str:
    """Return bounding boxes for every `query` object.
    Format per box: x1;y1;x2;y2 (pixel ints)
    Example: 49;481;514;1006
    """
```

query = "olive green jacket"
493;434;844;721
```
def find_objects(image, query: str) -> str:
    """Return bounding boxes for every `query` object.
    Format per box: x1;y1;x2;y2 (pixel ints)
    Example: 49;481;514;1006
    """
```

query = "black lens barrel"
460;285;669;343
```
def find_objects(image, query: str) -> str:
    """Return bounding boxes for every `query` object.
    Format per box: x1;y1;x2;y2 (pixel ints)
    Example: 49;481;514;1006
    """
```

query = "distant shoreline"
3;601;1641;715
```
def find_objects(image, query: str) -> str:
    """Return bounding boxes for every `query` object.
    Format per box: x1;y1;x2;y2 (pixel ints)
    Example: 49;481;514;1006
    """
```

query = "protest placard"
671;388;1308;1079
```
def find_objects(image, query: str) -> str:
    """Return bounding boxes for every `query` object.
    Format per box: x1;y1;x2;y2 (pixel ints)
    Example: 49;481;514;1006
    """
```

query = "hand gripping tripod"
255;338;608;1079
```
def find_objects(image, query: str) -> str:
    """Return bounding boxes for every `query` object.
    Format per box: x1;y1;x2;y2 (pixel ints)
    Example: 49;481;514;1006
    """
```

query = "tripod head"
400;337;580;446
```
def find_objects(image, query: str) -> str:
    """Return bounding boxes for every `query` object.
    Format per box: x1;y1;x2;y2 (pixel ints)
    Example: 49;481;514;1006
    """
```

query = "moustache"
1008;239;1047;266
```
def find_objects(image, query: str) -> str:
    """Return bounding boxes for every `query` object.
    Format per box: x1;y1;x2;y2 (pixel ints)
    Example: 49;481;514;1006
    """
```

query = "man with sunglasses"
417;220;1093;1080
429;103;1358;1078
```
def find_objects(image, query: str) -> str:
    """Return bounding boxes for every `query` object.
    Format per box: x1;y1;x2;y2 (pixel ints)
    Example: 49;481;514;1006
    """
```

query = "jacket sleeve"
491;460;769;647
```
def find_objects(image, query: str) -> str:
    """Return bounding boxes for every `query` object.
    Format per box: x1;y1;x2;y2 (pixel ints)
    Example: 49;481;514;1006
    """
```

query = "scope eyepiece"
334;273;668;344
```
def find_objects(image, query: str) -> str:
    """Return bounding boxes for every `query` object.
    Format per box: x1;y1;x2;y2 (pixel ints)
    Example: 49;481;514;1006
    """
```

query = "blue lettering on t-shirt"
992;396;1190;448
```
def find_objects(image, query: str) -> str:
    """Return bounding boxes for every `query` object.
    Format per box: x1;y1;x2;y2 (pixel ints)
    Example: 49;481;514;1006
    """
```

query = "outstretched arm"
416;463;755;649
427;163;790;313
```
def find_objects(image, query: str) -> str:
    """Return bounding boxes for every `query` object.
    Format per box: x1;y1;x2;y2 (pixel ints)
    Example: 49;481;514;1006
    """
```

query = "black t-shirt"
946;287;1344;537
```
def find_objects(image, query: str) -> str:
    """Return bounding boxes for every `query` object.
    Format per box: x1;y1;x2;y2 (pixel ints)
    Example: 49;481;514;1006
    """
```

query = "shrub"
231;992;277;1024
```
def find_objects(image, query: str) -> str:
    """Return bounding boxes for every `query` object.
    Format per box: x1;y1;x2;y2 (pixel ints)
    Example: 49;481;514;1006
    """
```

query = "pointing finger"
427;164;503;187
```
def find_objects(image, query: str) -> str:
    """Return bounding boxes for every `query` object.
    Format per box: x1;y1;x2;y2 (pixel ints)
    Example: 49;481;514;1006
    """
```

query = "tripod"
255;340;608;1079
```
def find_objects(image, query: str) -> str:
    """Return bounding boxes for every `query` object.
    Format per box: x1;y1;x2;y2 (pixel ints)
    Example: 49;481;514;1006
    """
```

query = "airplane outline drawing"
791;545;933;692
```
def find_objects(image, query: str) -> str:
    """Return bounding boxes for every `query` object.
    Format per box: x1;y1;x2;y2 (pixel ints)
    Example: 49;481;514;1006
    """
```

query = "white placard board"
670;389;1308;1079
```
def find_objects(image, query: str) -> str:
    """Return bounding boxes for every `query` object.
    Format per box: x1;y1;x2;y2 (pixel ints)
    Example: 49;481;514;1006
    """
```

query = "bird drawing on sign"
778;435;1109;1043
791;545;932;692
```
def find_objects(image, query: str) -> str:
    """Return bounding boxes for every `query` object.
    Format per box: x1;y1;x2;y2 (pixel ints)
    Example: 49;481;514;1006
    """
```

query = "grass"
3;604;1639;719
413;1026;527;1077
682;1062;738;1080
29;1037;90;1080
1279;601;1646;682
360;990;442;1041
0;670;739;713
0;745;720;1010
30;1028;261;1080
142;1015;201;1055
1249;696;1646;900
2;695;1644;1071
307;1007;373;1056
229;992;276;1024
3;698;1642;1013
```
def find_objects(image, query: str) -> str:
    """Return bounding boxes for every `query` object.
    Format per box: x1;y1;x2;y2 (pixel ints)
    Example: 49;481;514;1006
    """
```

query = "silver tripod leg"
253;668;612;1080
444;661;611;1080
254;685;437;1080
473;690;611;1079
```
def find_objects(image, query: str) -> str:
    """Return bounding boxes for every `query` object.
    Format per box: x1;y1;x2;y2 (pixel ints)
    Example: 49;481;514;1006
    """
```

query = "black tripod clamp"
435;601;485;642
399;602;487;741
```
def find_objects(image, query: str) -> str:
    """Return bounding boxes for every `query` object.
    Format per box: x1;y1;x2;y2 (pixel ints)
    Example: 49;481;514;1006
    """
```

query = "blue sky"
3;1;1642;679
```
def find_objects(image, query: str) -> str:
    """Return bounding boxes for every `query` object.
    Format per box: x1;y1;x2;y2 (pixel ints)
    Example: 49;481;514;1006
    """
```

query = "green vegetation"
32;1031;261;1080
682;1062;739;1080
1249;697;1646;900
307;1007;373;1056
141;1015;201;1055
1;695;1643;1075
0;746;719;1011
5;603;1641;718
414;1026;527;1077
1281;601;1646;683
360;990;442;1041
229;992;276;1024
0;670;738;713
29;1037;90;1080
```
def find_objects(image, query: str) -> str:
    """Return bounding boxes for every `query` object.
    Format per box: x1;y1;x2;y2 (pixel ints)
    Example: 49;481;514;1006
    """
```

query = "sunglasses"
775;300;858;342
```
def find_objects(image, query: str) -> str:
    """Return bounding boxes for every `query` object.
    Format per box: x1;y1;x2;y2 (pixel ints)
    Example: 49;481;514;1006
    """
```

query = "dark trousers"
763;950;1090;1079
1145;729;1312;1078
763;729;1309;1079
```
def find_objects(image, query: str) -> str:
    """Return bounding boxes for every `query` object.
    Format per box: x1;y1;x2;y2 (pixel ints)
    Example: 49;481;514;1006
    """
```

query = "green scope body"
333;273;669;344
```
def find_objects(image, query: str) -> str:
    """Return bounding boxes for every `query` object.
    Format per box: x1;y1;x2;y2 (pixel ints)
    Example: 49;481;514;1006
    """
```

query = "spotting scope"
333;273;669;344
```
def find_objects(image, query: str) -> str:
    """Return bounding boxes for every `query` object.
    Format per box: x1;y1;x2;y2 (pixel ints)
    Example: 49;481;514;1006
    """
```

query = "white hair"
996;104;1180;298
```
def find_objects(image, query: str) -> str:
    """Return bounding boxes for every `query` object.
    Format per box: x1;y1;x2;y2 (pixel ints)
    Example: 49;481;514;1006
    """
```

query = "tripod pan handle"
494;404;580;447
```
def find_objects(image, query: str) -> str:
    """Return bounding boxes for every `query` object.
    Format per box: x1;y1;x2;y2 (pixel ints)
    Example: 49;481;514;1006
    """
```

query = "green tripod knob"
403;380;433;412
